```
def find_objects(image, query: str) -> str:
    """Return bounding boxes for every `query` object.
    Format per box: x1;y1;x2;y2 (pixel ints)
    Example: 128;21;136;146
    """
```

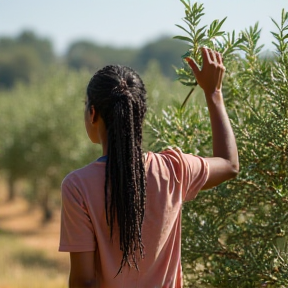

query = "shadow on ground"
12;249;60;270
0;228;67;273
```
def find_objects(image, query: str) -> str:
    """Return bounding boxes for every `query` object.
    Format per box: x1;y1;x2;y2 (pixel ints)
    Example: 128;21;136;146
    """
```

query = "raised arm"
185;47;239;190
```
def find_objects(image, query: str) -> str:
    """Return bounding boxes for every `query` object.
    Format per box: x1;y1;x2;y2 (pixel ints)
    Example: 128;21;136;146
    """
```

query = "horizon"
1;0;287;54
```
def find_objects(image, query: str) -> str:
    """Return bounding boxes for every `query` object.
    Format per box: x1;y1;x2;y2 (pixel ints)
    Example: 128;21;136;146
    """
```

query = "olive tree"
147;1;288;287
0;66;101;220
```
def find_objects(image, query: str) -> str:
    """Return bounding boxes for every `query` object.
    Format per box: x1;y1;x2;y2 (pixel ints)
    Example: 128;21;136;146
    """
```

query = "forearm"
69;276;98;288
205;90;239;172
69;252;97;288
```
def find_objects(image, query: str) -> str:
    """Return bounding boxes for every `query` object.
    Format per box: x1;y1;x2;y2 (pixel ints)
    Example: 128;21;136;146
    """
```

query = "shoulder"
146;147;182;161
61;161;100;191
60;162;97;206
147;147;205;167
146;147;209;182
145;147;188;174
145;147;209;200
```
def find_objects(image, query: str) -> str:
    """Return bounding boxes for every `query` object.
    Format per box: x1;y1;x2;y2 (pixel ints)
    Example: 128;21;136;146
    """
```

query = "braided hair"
86;65;147;275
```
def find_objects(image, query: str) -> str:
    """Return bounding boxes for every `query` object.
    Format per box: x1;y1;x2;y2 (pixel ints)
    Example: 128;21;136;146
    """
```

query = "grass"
0;230;67;288
0;179;69;288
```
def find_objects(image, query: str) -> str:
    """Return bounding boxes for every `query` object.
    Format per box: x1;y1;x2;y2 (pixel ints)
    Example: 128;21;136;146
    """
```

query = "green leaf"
195;31;207;42
272;41;280;50
218;17;227;28
181;51;191;59
281;8;288;26
180;0;191;10
195;25;207;35
271;17;281;31
175;24;193;37
271;31;281;40
173;35;193;43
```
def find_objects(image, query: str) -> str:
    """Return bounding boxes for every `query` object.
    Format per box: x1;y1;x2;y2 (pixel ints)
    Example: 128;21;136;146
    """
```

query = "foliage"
66;40;138;71
65;37;189;79
0;66;101;219
0;31;55;89
142;60;188;111
146;101;211;155
147;1;288;287
173;0;243;108
133;36;189;78
0;61;186;220
0;30;191;90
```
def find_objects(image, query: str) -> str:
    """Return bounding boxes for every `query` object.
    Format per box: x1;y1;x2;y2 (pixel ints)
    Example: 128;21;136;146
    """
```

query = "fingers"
201;47;223;65
208;49;217;62
217;67;225;90
201;47;210;65
215;51;223;65
185;48;225;91
185;57;200;78
200;47;216;64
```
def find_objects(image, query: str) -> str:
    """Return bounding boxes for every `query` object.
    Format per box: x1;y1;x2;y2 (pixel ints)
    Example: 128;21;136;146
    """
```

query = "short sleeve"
160;147;209;202
59;174;96;252
180;152;209;201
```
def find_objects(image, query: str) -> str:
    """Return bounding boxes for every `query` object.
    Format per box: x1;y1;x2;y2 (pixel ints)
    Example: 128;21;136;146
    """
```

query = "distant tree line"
0;30;188;89
0;31;54;89
0;59;187;221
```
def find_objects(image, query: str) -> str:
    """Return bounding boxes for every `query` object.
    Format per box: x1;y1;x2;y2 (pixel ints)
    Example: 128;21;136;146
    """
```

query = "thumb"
185;57;200;77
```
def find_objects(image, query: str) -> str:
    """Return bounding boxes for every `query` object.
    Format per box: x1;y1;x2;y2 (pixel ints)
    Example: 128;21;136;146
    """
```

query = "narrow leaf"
271;17;280;31
180;0;191;10
175;24;193;37
173;35;193;43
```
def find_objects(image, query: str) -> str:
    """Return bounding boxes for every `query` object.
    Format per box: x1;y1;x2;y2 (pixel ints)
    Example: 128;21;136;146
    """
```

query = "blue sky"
1;0;287;54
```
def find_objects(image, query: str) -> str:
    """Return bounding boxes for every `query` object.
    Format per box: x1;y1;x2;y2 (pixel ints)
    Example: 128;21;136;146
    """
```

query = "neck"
96;117;108;156
101;141;108;156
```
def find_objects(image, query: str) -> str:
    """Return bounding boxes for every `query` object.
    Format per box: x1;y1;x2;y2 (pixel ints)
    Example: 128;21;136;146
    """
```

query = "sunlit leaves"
0;66;100;215
148;2;288;287
271;8;288;64
174;0;243;107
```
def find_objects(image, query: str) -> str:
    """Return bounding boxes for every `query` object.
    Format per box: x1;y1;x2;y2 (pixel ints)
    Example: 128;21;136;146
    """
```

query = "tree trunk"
38;179;53;223
42;189;53;222
7;175;16;202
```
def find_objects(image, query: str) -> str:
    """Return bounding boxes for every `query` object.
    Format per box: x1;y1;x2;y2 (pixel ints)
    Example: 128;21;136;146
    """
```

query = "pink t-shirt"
59;148;209;288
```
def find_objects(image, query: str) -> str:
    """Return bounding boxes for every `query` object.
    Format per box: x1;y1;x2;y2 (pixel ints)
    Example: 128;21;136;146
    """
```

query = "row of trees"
0;31;188;89
0;31;54;89
0;61;187;220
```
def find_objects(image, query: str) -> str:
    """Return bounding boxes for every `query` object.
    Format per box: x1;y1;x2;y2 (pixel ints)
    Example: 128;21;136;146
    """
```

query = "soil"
0;179;69;272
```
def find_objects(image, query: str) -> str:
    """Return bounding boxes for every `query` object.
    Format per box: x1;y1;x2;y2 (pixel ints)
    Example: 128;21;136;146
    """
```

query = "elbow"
229;162;239;179
229;168;239;180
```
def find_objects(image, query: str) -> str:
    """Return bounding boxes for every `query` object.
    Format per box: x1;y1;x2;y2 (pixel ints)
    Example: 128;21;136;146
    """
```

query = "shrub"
147;1;288;287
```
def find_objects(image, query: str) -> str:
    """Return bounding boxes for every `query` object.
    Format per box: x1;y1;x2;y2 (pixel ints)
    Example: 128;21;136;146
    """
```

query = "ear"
89;105;99;124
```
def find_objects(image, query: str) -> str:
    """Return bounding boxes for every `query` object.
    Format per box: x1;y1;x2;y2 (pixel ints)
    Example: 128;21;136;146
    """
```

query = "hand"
185;47;225;96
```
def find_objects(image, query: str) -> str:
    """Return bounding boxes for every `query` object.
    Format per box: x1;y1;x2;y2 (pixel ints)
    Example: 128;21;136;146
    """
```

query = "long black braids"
86;65;147;275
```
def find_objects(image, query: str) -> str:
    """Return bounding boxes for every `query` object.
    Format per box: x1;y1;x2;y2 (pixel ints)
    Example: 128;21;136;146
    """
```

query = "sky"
1;0;287;54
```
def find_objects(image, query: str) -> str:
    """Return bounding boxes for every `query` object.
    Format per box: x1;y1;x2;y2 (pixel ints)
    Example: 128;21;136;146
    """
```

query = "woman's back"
60;148;208;288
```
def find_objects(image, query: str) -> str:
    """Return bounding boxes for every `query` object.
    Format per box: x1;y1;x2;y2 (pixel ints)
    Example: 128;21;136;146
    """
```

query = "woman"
59;47;239;288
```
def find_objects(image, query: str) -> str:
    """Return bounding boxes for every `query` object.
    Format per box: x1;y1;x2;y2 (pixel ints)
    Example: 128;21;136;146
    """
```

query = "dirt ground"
0;179;69;273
